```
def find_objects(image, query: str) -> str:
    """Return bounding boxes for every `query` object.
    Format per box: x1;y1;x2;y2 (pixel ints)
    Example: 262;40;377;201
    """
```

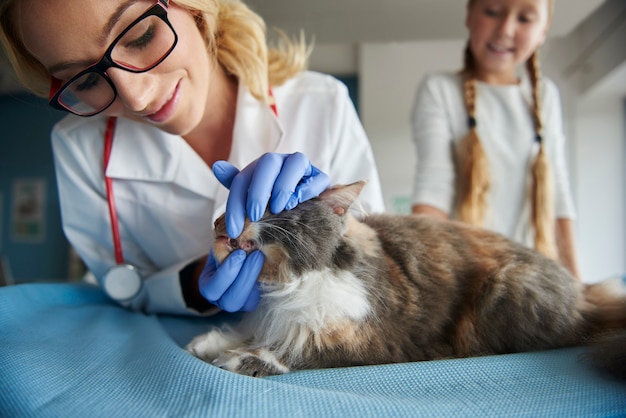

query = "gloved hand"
213;152;330;238
203;152;329;312
198;250;264;312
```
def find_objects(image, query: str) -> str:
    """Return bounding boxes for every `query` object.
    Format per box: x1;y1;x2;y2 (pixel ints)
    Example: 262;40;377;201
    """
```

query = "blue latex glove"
198;250;264;312
202;152;329;312
213;152;330;238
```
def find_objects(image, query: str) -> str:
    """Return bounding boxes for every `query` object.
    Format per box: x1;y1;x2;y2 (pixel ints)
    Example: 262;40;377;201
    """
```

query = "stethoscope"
101;93;278;303
101;116;143;302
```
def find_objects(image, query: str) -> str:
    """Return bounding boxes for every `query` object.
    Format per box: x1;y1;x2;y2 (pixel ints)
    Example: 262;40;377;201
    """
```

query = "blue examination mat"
1;282;625;417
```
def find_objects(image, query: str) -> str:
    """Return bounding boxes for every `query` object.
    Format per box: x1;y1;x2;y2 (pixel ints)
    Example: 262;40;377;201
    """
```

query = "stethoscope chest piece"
103;264;142;301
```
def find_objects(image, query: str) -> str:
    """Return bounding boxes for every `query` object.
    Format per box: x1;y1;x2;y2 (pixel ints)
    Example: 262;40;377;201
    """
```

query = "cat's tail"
582;330;626;380
580;275;626;379
582;275;626;332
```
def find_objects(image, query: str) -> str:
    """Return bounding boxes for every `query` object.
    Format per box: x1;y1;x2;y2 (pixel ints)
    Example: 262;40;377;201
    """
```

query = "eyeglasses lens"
111;15;176;71
59;73;115;115
57;13;176;116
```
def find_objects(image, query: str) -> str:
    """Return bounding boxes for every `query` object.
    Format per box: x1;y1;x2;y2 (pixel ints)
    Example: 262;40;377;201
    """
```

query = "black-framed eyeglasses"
48;0;178;117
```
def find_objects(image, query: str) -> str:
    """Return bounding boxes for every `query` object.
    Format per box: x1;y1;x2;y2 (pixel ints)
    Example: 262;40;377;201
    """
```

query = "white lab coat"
51;71;385;315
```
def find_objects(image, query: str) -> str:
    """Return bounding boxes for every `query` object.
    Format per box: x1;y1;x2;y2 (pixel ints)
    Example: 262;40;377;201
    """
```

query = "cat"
186;181;626;377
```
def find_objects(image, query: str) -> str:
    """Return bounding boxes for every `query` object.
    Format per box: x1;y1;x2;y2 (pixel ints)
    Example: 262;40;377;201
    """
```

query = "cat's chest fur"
245;267;372;359
260;268;371;328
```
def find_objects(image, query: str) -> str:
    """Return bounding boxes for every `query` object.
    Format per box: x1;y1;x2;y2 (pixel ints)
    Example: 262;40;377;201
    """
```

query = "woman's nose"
106;68;157;112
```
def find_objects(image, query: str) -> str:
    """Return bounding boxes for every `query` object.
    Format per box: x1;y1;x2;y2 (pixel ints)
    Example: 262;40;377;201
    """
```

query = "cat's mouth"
216;234;257;253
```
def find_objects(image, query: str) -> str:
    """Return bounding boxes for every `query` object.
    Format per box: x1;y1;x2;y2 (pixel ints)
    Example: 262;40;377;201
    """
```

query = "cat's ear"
318;181;366;216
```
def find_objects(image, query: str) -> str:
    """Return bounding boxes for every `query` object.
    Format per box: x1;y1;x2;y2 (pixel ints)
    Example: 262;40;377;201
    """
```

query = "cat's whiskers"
254;219;316;262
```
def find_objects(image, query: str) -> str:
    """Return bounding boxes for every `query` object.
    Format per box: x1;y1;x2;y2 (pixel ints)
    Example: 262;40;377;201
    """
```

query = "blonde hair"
0;0;310;103
457;0;557;258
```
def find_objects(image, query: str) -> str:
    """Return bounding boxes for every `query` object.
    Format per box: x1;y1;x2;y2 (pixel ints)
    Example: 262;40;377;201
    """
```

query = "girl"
0;0;385;314
410;0;580;278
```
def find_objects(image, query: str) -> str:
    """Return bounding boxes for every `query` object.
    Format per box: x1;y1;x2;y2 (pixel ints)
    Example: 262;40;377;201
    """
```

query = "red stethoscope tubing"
103;89;278;266
104;116;124;265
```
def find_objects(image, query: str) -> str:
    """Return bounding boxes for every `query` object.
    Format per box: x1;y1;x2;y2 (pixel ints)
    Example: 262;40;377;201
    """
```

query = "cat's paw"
186;326;243;362
213;348;290;377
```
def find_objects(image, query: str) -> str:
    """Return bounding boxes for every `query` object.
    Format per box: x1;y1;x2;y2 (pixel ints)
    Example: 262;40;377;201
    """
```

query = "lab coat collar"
105;82;283;198
105;118;218;198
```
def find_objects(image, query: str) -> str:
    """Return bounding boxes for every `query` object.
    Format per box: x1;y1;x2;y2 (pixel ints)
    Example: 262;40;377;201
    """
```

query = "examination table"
1;282;625;417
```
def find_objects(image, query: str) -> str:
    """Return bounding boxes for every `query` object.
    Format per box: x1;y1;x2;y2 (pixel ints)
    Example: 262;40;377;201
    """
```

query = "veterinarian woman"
0;0;384;314
410;0;581;278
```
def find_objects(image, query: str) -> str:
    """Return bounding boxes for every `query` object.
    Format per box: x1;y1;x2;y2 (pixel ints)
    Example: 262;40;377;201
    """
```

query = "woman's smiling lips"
146;81;181;123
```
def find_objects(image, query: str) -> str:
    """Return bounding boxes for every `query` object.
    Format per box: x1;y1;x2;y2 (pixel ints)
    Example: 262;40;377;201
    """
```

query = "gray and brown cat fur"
187;181;626;377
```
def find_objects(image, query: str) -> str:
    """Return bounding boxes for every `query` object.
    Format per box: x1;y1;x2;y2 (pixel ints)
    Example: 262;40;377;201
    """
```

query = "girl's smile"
487;42;515;54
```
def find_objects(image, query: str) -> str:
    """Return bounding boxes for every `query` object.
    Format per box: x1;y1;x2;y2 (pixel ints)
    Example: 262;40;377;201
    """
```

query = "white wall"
308;43;358;75
574;94;625;281
360;40;465;212
572;62;626;282
310;39;626;283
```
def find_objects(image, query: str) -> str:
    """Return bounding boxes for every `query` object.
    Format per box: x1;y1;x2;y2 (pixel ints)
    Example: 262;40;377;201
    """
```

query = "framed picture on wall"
11;178;46;243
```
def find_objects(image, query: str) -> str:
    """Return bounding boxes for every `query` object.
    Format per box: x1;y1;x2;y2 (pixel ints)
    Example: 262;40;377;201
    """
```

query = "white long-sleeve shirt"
411;72;575;247
52;71;385;315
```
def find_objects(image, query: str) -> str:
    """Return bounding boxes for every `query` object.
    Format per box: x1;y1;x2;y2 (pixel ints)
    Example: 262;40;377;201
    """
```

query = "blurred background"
0;0;624;284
